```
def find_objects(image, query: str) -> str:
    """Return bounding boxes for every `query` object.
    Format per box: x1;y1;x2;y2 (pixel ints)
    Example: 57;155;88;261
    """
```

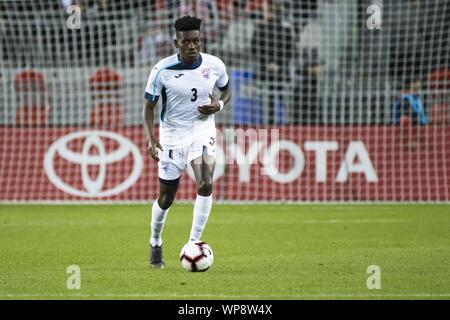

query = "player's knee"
197;180;213;196
158;192;176;210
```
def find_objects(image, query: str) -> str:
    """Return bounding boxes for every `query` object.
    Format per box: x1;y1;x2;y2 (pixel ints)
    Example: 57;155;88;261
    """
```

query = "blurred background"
0;0;449;202
1;0;448;126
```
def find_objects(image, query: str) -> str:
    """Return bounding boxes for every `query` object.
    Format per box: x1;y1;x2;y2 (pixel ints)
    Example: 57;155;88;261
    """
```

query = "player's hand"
198;93;220;115
147;137;163;161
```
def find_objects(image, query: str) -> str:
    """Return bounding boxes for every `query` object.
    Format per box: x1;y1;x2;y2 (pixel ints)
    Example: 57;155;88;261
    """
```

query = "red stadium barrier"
13;70;50;126
0;126;449;202
89;68;124;127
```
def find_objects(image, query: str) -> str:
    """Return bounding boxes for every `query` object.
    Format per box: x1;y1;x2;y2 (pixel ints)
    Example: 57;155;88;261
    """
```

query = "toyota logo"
44;130;143;198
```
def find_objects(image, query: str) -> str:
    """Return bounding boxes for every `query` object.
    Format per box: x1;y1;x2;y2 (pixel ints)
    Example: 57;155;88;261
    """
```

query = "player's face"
175;30;202;64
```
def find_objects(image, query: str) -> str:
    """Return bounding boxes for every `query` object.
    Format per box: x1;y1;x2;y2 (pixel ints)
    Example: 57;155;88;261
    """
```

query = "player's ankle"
150;237;162;247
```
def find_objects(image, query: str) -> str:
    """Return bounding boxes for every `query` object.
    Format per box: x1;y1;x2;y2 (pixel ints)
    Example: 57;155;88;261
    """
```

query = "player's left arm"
197;84;231;115
217;83;231;107
197;85;231;115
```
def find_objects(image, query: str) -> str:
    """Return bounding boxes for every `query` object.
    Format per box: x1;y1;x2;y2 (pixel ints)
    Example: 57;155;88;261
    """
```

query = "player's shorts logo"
161;161;170;173
44;130;143;197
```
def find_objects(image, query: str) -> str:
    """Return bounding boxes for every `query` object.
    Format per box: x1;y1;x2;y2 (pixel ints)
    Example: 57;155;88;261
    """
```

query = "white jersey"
145;53;229;149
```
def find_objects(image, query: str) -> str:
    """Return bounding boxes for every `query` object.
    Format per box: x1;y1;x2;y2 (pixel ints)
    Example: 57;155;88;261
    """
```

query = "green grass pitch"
0;204;449;300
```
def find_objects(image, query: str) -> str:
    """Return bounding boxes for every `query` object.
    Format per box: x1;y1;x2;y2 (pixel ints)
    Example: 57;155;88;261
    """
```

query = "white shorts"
158;134;216;182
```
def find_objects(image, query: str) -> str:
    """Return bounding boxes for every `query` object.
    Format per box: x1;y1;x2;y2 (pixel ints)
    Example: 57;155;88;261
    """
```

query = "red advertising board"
0;126;449;202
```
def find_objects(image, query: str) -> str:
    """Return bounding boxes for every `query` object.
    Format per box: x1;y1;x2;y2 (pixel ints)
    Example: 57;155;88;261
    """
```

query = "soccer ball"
179;241;214;272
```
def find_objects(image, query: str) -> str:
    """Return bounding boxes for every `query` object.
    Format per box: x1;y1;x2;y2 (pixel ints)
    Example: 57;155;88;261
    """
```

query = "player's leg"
188;150;215;242
149;149;183;268
150;179;179;247
149;179;179;268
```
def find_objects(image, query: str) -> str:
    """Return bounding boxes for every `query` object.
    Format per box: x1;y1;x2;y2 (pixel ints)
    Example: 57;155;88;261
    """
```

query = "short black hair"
174;15;202;32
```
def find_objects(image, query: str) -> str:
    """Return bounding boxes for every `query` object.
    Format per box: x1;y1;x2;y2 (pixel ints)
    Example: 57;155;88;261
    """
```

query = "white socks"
149;194;213;246
189;194;213;242
149;200;169;247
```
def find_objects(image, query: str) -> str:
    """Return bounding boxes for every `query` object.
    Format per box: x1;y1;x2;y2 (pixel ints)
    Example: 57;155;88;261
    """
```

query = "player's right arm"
143;65;163;161
143;100;162;161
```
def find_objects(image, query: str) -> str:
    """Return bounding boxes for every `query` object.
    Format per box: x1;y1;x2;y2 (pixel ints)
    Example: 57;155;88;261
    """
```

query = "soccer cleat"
149;245;165;269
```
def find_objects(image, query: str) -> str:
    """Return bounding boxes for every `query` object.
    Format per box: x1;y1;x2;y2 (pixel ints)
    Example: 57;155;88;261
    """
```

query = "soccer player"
142;15;231;268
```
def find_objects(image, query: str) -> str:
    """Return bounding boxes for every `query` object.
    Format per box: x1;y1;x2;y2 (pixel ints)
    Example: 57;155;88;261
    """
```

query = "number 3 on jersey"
191;88;197;102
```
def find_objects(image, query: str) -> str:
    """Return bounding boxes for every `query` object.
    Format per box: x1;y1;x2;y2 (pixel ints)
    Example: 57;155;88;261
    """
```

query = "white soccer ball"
179;241;214;272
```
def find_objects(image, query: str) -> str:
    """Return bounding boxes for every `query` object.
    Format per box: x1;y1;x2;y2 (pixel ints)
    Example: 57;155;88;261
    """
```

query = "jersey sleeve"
215;59;229;91
144;66;163;102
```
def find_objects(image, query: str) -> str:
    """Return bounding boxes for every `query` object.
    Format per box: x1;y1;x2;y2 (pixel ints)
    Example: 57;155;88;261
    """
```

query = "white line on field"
0;219;405;227
1;293;449;298
303;219;405;224
0;222;105;227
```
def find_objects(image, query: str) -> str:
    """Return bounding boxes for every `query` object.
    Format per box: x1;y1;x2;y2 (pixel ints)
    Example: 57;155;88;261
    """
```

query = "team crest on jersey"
201;68;210;79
